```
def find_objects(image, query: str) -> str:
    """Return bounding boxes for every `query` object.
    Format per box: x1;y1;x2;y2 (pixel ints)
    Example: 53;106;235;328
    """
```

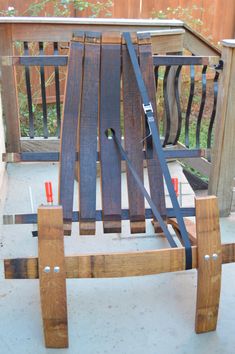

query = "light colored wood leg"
195;196;222;333
38;206;68;348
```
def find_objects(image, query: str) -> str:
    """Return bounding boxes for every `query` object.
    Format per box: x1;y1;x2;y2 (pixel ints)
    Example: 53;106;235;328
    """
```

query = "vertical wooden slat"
38;206;68;348
138;33;167;231
99;32;121;233
195;196;222;333
59;32;84;234
79;32;101;235
0;23;21;152
122;37;145;233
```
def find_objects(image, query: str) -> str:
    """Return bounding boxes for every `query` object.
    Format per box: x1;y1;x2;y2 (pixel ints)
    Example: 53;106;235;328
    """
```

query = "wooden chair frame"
3;31;235;348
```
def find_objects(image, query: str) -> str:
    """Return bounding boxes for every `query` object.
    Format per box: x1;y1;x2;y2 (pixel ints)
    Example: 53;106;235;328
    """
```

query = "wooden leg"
38;206;68;348
195;196;222;333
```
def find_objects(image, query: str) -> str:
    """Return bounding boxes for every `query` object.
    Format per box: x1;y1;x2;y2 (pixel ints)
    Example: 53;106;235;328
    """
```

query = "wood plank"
209;41;235;216
78;32;100;235
138;33;166;232
183;25;221;56
195;196;222;333
5;240;235;280
58;33;84;234
0;23;21;152
168;217;197;245
99;33;121;233
38;206;68;348
4;246;198;279
122;37;145;233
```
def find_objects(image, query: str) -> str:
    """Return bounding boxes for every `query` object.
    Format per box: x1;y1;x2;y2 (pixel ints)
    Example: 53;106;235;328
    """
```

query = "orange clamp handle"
171;177;179;196
45;181;53;204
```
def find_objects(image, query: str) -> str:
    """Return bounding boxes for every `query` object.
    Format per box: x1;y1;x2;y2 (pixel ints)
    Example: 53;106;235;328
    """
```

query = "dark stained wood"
38;206;68;348
138;33;166;231
99;33;122;233
122;40;145;233
59;33;84;234
79;32;101;235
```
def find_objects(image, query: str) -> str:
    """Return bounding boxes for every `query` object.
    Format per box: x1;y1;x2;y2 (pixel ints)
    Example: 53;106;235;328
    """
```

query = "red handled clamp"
45;181;53;205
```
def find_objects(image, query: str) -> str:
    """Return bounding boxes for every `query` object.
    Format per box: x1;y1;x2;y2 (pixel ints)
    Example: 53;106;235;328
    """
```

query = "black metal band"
123;32;192;270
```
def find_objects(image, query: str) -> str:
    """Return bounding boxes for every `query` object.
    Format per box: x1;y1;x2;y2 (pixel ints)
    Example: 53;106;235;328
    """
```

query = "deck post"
208;39;235;216
0;23;21;152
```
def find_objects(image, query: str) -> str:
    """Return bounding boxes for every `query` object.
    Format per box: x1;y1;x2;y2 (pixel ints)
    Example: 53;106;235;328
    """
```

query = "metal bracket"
142;102;153;114
214;59;223;71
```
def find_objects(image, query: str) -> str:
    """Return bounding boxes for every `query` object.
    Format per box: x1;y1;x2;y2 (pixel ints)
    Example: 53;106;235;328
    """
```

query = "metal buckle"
142;102;153;114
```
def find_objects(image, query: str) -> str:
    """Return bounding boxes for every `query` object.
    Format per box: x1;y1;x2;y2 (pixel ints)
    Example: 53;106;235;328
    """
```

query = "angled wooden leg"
195;196;222;333
38;206;68;348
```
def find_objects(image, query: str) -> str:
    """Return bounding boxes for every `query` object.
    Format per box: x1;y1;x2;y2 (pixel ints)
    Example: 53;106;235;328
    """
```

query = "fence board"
0;0;233;43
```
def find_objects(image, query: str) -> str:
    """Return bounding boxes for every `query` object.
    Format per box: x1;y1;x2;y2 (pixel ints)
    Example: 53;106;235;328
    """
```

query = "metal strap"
123;32;192;270
108;129;177;248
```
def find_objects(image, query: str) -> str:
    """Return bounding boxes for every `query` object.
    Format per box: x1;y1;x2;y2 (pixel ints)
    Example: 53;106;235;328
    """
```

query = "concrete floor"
1;162;235;354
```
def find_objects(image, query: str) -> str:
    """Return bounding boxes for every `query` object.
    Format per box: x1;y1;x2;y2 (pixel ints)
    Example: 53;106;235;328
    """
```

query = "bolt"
212;253;218;260
54;266;60;273
204;254;210;261
44;266;50;273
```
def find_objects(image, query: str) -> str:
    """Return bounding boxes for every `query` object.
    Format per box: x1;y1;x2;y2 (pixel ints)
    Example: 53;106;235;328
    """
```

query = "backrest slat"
138;33;167;230
59;33;85;235
79;32;101;235
99;33;122;233
122;38;146;234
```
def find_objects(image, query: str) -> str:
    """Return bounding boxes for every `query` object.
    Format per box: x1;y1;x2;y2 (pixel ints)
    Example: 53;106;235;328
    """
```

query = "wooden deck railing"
0;18;234;216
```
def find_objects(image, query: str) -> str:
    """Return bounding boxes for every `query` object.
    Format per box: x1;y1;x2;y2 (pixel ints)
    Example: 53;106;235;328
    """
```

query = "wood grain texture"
59;34;84;233
0;23;21;152
4;246;197;279
122;42;145;233
195;196;222;333
99;34;121;233
138;33;166;231
38;206;68;348
168;217;197;245
209;43;235;216
79;32;100;235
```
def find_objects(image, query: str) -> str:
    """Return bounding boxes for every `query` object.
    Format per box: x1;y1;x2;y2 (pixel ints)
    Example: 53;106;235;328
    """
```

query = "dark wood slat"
3;208;196;226
6;55;216;68
99;33;122;233
153;55;219;66
79;32;101;235
2;148;205;163
122;39;145;233
59;33;85;234
138;33;167;231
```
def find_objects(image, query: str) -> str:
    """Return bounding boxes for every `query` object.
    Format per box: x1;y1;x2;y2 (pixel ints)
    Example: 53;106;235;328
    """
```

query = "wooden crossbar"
4;243;235;280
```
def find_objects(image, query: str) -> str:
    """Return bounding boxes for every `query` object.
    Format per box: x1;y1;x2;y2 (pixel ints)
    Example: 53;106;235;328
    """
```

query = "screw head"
44;266;50;273
204;254;210;261
54;266;60;273
212;253;218;260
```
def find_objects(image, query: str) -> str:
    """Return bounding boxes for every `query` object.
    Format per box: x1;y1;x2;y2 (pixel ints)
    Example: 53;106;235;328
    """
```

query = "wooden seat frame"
3;31;235;348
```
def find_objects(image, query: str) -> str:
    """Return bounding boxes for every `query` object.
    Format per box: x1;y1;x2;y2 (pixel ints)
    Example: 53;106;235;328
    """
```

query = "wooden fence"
0;0;234;43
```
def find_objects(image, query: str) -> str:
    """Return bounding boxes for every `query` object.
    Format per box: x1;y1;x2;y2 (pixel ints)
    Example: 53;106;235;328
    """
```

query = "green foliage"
24;0;113;18
152;5;214;44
